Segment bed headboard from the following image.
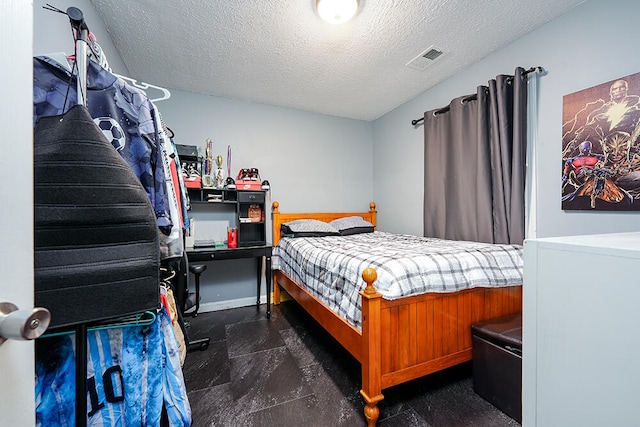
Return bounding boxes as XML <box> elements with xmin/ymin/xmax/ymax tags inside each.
<box><xmin>271</xmin><ymin>201</ymin><xmax>377</xmax><ymax>246</ymax></box>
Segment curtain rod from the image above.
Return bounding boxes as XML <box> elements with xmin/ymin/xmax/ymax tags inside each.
<box><xmin>411</xmin><ymin>66</ymin><xmax>543</xmax><ymax>126</ymax></box>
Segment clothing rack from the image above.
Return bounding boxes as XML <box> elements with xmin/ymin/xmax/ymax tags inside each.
<box><xmin>68</xmin><ymin>9</ymin><xmax>91</xmax><ymax>425</ymax></box>
<box><xmin>411</xmin><ymin>66</ymin><xmax>543</xmax><ymax>126</ymax></box>
<box><xmin>41</xmin><ymin>5</ymin><xmax>169</xmax><ymax>426</ymax></box>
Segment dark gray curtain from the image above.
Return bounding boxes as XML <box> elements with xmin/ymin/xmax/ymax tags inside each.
<box><xmin>423</xmin><ymin>67</ymin><xmax>527</xmax><ymax>244</ymax></box>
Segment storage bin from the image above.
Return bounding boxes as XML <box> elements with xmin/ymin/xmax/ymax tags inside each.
<box><xmin>471</xmin><ymin>313</ymin><xmax>522</xmax><ymax>423</ymax></box>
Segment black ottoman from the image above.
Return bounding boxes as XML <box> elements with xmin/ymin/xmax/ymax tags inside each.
<box><xmin>471</xmin><ymin>313</ymin><xmax>522</xmax><ymax>423</ymax></box>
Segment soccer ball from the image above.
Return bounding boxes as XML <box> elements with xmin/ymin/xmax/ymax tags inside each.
<box><xmin>94</xmin><ymin>117</ymin><xmax>126</xmax><ymax>151</ymax></box>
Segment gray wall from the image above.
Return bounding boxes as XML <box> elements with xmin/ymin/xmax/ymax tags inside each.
<box><xmin>33</xmin><ymin>0</ymin><xmax>129</xmax><ymax>75</ymax></box>
<box><xmin>157</xmin><ymin>90</ymin><xmax>372</xmax><ymax>307</ymax></box>
<box><xmin>159</xmin><ymin>90</ymin><xmax>373</xmax><ymax>213</ymax></box>
<box><xmin>373</xmin><ymin>0</ymin><xmax>640</xmax><ymax>238</ymax></box>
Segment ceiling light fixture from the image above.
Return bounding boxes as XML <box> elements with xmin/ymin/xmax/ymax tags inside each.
<box><xmin>316</xmin><ymin>0</ymin><xmax>359</xmax><ymax>25</ymax></box>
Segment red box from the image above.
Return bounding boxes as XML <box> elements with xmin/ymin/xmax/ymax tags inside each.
<box><xmin>235</xmin><ymin>179</ymin><xmax>262</xmax><ymax>190</ymax></box>
<box><xmin>185</xmin><ymin>176</ymin><xmax>201</xmax><ymax>189</ymax></box>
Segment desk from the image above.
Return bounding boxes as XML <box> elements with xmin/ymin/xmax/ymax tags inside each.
<box><xmin>186</xmin><ymin>244</ymin><xmax>273</xmax><ymax>318</ymax></box>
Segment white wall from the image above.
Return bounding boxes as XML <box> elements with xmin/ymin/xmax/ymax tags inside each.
<box><xmin>373</xmin><ymin>0</ymin><xmax>640</xmax><ymax>238</ymax></box>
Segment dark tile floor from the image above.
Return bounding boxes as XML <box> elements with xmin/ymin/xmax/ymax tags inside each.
<box><xmin>182</xmin><ymin>301</ymin><xmax>520</xmax><ymax>427</ymax></box>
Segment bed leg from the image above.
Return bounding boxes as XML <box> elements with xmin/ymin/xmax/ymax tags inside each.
<box><xmin>364</xmin><ymin>402</ymin><xmax>379</xmax><ymax>427</ymax></box>
<box><xmin>361</xmin><ymin>391</ymin><xmax>383</xmax><ymax>426</ymax></box>
<box><xmin>273</xmin><ymin>274</ymin><xmax>281</xmax><ymax>305</ymax></box>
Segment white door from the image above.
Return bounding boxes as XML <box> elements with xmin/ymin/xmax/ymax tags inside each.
<box><xmin>0</xmin><ymin>1</ymin><xmax>36</xmax><ymax>426</ymax></box>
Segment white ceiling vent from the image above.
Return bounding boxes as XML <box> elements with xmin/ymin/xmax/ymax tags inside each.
<box><xmin>406</xmin><ymin>46</ymin><xmax>446</xmax><ymax>71</ymax></box>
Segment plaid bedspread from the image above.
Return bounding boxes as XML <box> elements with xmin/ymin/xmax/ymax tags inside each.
<box><xmin>273</xmin><ymin>231</ymin><xmax>523</xmax><ymax>330</ymax></box>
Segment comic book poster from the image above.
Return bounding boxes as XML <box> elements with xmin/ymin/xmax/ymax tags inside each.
<box><xmin>562</xmin><ymin>73</ymin><xmax>640</xmax><ymax>210</ymax></box>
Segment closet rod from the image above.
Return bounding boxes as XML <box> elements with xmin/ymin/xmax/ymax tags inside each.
<box><xmin>411</xmin><ymin>65</ymin><xmax>543</xmax><ymax>126</ymax></box>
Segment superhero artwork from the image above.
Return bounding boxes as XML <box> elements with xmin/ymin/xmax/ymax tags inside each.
<box><xmin>562</xmin><ymin>72</ymin><xmax>640</xmax><ymax>210</ymax></box>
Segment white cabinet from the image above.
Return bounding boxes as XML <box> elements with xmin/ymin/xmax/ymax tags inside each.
<box><xmin>522</xmin><ymin>232</ymin><xmax>640</xmax><ymax>427</ymax></box>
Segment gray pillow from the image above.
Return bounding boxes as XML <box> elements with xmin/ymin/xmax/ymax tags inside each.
<box><xmin>329</xmin><ymin>216</ymin><xmax>375</xmax><ymax>235</ymax></box>
<box><xmin>281</xmin><ymin>219</ymin><xmax>340</xmax><ymax>237</ymax></box>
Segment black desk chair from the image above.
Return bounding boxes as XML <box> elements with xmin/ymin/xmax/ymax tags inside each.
<box><xmin>184</xmin><ymin>264</ymin><xmax>206</xmax><ymax>318</ymax></box>
<box><xmin>181</xmin><ymin>261</ymin><xmax>210</xmax><ymax>352</ymax></box>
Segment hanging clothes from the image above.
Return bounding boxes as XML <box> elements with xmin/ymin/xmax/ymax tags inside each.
<box><xmin>160</xmin><ymin>283</ymin><xmax>187</xmax><ymax>366</ymax></box>
<box><xmin>33</xmin><ymin>55</ymin><xmax>173</xmax><ymax>236</ymax></box>
<box><xmin>32</xmin><ymin>53</ymin><xmax>191</xmax><ymax>423</ymax></box>
<box><xmin>35</xmin><ymin>307</ymin><xmax>191</xmax><ymax>426</ymax></box>
<box><xmin>174</xmin><ymin>148</ymin><xmax>192</xmax><ymax>220</ymax></box>
<box><xmin>33</xmin><ymin>12</ymin><xmax>191</xmax><ymax>426</ymax></box>
<box><xmin>154</xmin><ymin>108</ymin><xmax>185</xmax><ymax>260</ymax></box>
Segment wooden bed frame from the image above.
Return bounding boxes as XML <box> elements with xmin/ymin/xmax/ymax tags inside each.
<box><xmin>271</xmin><ymin>201</ymin><xmax>522</xmax><ymax>426</ymax></box>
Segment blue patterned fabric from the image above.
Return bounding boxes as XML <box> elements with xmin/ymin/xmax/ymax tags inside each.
<box><xmin>33</xmin><ymin>56</ymin><xmax>172</xmax><ymax>234</ymax></box>
<box><xmin>35</xmin><ymin>333</ymin><xmax>76</xmax><ymax>426</ymax></box>
<box><xmin>35</xmin><ymin>308</ymin><xmax>191</xmax><ymax>426</ymax></box>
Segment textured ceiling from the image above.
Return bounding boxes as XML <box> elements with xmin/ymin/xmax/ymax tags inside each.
<box><xmin>89</xmin><ymin>0</ymin><xmax>584</xmax><ymax>121</ymax></box>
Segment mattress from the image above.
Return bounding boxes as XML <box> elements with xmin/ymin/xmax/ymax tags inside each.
<box><xmin>273</xmin><ymin>231</ymin><xmax>523</xmax><ymax>330</ymax></box>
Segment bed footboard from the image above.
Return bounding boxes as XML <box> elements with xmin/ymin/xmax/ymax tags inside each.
<box><xmin>360</xmin><ymin>266</ymin><xmax>522</xmax><ymax>425</ymax></box>
<box><xmin>276</xmin><ymin>267</ymin><xmax>522</xmax><ymax>426</ymax></box>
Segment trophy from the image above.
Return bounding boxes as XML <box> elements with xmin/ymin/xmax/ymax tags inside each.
<box><xmin>202</xmin><ymin>138</ymin><xmax>214</xmax><ymax>188</ymax></box>
<box><xmin>215</xmin><ymin>155</ymin><xmax>225</xmax><ymax>189</ymax></box>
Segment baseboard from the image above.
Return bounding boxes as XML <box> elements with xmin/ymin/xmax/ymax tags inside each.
<box><xmin>198</xmin><ymin>294</ymin><xmax>267</xmax><ymax>313</ymax></box>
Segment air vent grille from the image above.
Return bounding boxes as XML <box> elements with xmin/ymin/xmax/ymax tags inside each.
<box><xmin>406</xmin><ymin>45</ymin><xmax>446</xmax><ymax>71</ymax></box>
<box><xmin>422</xmin><ymin>48</ymin><xmax>443</xmax><ymax>60</ymax></box>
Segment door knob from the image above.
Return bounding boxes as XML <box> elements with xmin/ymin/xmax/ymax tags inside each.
<box><xmin>0</xmin><ymin>302</ymin><xmax>51</xmax><ymax>344</ymax></box>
